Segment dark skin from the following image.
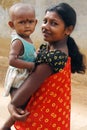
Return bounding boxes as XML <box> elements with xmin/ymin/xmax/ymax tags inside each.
<box><xmin>9</xmin><ymin>39</ymin><xmax>35</xmax><ymax>71</ymax></box>
<box><xmin>8</xmin><ymin>63</ymin><xmax>52</xmax><ymax>120</ymax></box>
<box><xmin>0</xmin><ymin>4</ymin><xmax>38</xmax><ymax>130</ymax></box>
<box><xmin>8</xmin><ymin>38</ymin><xmax>70</xmax><ymax>121</ymax></box>
<box><xmin>8</xmin><ymin>11</ymin><xmax>73</xmax><ymax>121</ymax></box>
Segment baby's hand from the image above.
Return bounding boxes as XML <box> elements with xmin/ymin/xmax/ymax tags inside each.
<box><xmin>8</xmin><ymin>103</ymin><xmax>30</xmax><ymax>121</ymax></box>
<box><xmin>36</xmin><ymin>48</ymin><xmax>40</xmax><ymax>54</ymax></box>
<box><xmin>28</xmin><ymin>62</ymin><xmax>35</xmax><ymax>73</ymax></box>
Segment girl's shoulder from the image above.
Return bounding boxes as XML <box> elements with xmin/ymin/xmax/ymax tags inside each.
<box><xmin>36</xmin><ymin>44</ymin><xmax>68</xmax><ymax>73</ymax></box>
<box><xmin>39</xmin><ymin>43</ymin><xmax>47</xmax><ymax>50</ymax></box>
<box><xmin>46</xmin><ymin>50</ymin><xmax>68</xmax><ymax>72</ymax></box>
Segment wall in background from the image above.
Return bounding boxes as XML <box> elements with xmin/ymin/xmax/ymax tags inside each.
<box><xmin>0</xmin><ymin>0</ymin><xmax>87</xmax><ymax>50</ymax></box>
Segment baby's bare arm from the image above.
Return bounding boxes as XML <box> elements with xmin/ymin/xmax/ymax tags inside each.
<box><xmin>9</xmin><ymin>39</ymin><xmax>35</xmax><ymax>70</ymax></box>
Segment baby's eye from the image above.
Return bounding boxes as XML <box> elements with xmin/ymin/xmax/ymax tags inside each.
<box><xmin>28</xmin><ymin>20</ymin><xmax>34</xmax><ymax>24</ymax></box>
<box><xmin>19</xmin><ymin>21</ymin><xmax>25</xmax><ymax>24</ymax></box>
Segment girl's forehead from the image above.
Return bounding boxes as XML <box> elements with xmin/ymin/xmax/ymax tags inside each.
<box><xmin>45</xmin><ymin>11</ymin><xmax>59</xmax><ymax>18</ymax></box>
<box><xmin>44</xmin><ymin>11</ymin><xmax>63</xmax><ymax>21</ymax></box>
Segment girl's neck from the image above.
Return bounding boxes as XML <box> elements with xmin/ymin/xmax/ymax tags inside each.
<box><xmin>48</xmin><ymin>37</ymin><xmax>69</xmax><ymax>55</ymax></box>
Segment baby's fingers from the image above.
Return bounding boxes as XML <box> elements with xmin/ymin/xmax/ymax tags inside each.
<box><xmin>8</xmin><ymin>103</ymin><xmax>30</xmax><ymax>121</ymax></box>
<box><xmin>13</xmin><ymin>110</ymin><xmax>29</xmax><ymax>121</ymax></box>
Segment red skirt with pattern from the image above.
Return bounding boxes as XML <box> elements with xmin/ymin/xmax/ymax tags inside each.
<box><xmin>14</xmin><ymin>57</ymin><xmax>71</xmax><ymax>130</ymax></box>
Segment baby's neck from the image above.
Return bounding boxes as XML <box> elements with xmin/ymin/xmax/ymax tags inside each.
<box><xmin>18</xmin><ymin>34</ymin><xmax>32</xmax><ymax>43</ymax></box>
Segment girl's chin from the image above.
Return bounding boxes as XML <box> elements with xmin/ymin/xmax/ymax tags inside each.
<box><xmin>43</xmin><ymin>37</ymin><xmax>50</xmax><ymax>42</ymax></box>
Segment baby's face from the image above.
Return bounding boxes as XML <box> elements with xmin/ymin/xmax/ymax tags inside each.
<box><xmin>11</xmin><ymin>8</ymin><xmax>37</xmax><ymax>38</ymax></box>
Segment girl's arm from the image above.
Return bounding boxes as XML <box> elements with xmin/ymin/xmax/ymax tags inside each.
<box><xmin>9</xmin><ymin>39</ymin><xmax>35</xmax><ymax>70</ymax></box>
<box><xmin>8</xmin><ymin>63</ymin><xmax>52</xmax><ymax>120</ymax></box>
<box><xmin>11</xmin><ymin>63</ymin><xmax>52</xmax><ymax>107</ymax></box>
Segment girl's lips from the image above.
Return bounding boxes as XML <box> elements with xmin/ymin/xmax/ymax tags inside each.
<box><xmin>42</xmin><ymin>31</ymin><xmax>51</xmax><ymax>37</ymax></box>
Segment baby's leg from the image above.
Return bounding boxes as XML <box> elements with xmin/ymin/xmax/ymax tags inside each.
<box><xmin>0</xmin><ymin>115</ymin><xmax>15</xmax><ymax>130</ymax></box>
<box><xmin>0</xmin><ymin>88</ymin><xmax>16</xmax><ymax>130</ymax></box>
<box><xmin>0</xmin><ymin>87</ymin><xmax>30</xmax><ymax>130</ymax></box>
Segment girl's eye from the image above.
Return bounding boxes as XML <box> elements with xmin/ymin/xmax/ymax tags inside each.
<box><xmin>43</xmin><ymin>19</ymin><xmax>47</xmax><ymax>24</ymax></box>
<box><xmin>51</xmin><ymin>21</ymin><xmax>58</xmax><ymax>26</ymax></box>
<box><xmin>43</xmin><ymin>19</ymin><xmax>58</xmax><ymax>26</ymax></box>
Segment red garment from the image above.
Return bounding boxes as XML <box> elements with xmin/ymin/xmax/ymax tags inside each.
<box><xmin>14</xmin><ymin>57</ymin><xmax>71</xmax><ymax>130</ymax></box>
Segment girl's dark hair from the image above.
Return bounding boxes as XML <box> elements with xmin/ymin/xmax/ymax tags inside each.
<box><xmin>67</xmin><ymin>36</ymin><xmax>86</xmax><ymax>73</ymax></box>
<box><xmin>46</xmin><ymin>3</ymin><xmax>86</xmax><ymax>73</ymax></box>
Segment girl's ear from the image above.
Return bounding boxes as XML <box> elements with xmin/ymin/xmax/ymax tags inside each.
<box><xmin>8</xmin><ymin>21</ymin><xmax>14</xmax><ymax>29</ymax></box>
<box><xmin>65</xmin><ymin>25</ymin><xmax>74</xmax><ymax>36</ymax></box>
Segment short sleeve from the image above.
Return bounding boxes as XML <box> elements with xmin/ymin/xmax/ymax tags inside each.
<box><xmin>45</xmin><ymin>50</ymin><xmax>68</xmax><ymax>73</ymax></box>
<box><xmin>35</xmin><ymin>44</ymin><xmax>68</xmax><ymax>73</ymax></box>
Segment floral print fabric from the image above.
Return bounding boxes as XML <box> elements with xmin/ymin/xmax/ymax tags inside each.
<box><xmin>14</xmin><ymin>57</ymin><xmax>71</xmax><ymax>130</ymax></box>
<box><xmin>35</xmin><ymin>44</ymin><xmax>68</xmax><ymax>73</ymax></box>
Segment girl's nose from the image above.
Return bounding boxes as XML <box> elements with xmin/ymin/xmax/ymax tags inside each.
<box><xmin>41</xmin><ymin>22</ymin><xmax>49</xmax><ymax>30</ymax></box>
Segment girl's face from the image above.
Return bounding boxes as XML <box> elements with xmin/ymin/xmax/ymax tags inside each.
<box><xmin>41</xmin><ymin>11</ymin><xmax>69</xmax><ymax>43</ymax></box>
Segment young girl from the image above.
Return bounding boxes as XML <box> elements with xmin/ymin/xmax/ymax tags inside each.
<box><xmin>1</xmin><ymin>3</ymin><xmax>37</xmax><ymax>130</ymax></box>
<box><xmin>5</xmin><ymin>2</ymin><xmax>86</xmax><ymax>130</ymax></box>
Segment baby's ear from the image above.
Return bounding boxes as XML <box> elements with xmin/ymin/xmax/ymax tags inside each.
<box><xmin>35</xmin><ymin>19</ymin><xmax>38</xmax><ymax>25</ymax></box>
<box><xmin>8</xmin><ymin>21</ymin><xmax>14</xmax><ymax>29</ymax></box>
